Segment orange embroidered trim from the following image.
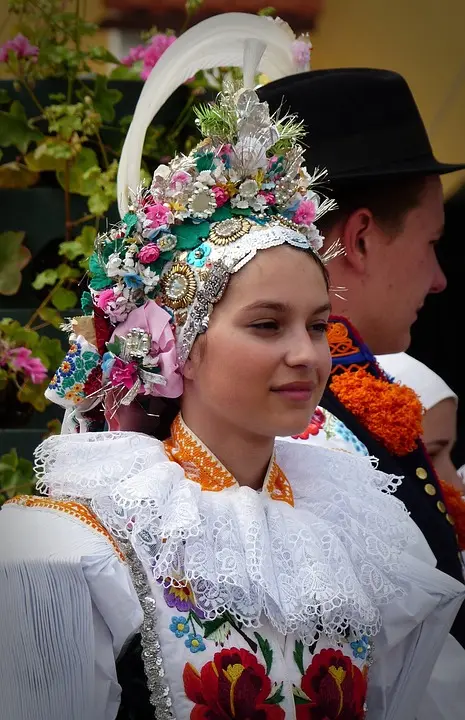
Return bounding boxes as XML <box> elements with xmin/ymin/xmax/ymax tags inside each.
<box><xmin>439</xmin><ymin>480</ymin><xmax>465</xmax><ymax>551</ymax></box>
<box><xmin>327</xmin><ymin>322</ymin><xmax>361</xmax><ymax>360</ymax></box>
<box><xmin>330</xmin><ymin>368</ymin><xmax>423</xmax><ymax>456</ymax></box>
<box><xmin>6</xmin><ymin>495</ymin><xmax>125</xmax><ymax>561</ymax></box>
<box><xmin>164</xmin><ymin>415</ymin><xmax>294</xmax><ymax>506</ymax></box>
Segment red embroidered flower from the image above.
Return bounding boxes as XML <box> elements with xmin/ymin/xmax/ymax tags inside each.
<box><xmin>293</xmin><ymin>408</ymin><xmax>326</xmax><ymax>440</ymax></box>
<box><xmin>183</xmin><ymin>647</ymin><xmax>285</xmax><ymax>719</ymax></box>
<box><xmin>295</xmin><ymin>649</ymin><xmax>366</xmax><ymax>719</ymax></box>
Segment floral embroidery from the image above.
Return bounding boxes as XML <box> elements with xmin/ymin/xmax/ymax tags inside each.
<box><xmin>350</xmin><ymin>636</ymin><xmax>370</xmax><ymax>661</ymax></box>
<box><xmin>294</xmin><ymin>648</ymin><xmax>367</xmax><ymax>719</ymax></box>
<box><xmin>183</xmin><ymin>647</ymin><xmax>285</xmax><ymax>718</ymax></box>
<box><xmin>333</xmin><ymin>418</ymin><xmax>369</xmax><ymax>457</ymax></box>
<box><xmin>47</xmin><ymin>340</ymin><xmax>101</xmax><ymax>404</ymax></box>
<box><xmin>169</xmin><ymin>616</ymin><xmax>190</xmax><ymax>638</ymax></box>
<box><xmin>163</xmin><ymin>578</ymin><xmax>204</xmax><ymax>617</ymax></box>
<box><xmin>185</xmin><ymin>632</ymin><xmax>206</xmax><ymax>654</ymax></box>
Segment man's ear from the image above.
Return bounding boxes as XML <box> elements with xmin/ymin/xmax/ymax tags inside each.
<box><xmin>340</xmin><ymin>208</ymin><xmax>375</xmax><ymax>273</ymax></box>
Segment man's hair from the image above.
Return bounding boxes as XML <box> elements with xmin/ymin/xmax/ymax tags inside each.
<box><xmin>318</xmin><ymin>175</ymin><xmax>429</xmax><ymax>237</ymax></box>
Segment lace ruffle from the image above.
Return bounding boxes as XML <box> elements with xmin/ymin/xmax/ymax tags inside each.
<box><xmin>34</xmin><ymin>432</ymin><xmax>412</xmax><ymax>643</ymax></box>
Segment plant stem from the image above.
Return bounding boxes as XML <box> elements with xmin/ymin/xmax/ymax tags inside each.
<box><xmin>68</xmin><ymin>212</ymin><xmax>98</xmax><ymax>228</ymax></box>
<box><xmin>64</xmin><ymin>159</ymin><xmax>72</xmax><ymax>242</ymax></box>
<box><xmin>96</xmin><ymin>130</ymin><xmax>109</xmax><ymax>169</ymax></box>
<box><xmin>25</xmin><ymin>279</ymin><xmax>64</xmax><ymax>331</ymax></box>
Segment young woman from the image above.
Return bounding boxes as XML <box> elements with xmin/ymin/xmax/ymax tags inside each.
<box><xmin>0</xmin><ymin>14</ymin><xmax>463</xmax><ymax>720</ymax></box>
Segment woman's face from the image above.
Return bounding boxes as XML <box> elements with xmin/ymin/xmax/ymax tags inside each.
<box><xmin>183</xmin><ymin>245</ymin><xmax>332</xmax><ymax>440</ymax></box>
<box><xmin>423</xmin><ymin>397</ymin><xmax>463</xmax><ymax>491</ymax></box>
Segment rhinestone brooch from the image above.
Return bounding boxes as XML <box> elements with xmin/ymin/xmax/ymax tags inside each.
<box><xmin>209</xmin><ymin>217</ymin><xmax>253</xmax><ymax>246</ymax></box>
<box><xmin>160</xmin><ymin>263</ymin><xmax>197</xmax><ymax>310</ymax></box>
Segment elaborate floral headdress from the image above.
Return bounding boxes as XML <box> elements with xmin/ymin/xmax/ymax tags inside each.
<box><xmin>45</xmin><ymin>13</ymin><xmax>337</xmax><ymax>432</ymax></box>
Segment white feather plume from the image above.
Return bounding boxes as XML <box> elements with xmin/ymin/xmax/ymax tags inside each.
<box><xmin>117</xmin><ymin>13</ymin><xmax>303</xmax><ymax>216</ymax></box>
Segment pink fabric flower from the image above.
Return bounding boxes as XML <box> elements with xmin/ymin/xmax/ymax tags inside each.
<box><xmin>121</xmin><ymin>44</ymin><xmax>146</xmax><ymax>67</ymax></box>
<box><xmin>8</xmin><ymin>347</ymin><xmax>47</xmax><ymax>384</ymax></box>
<box><xmin>109</xmin><ymin>301</ymin><xmax>183</xmax><ymax>401</ymax></box>
<box><xmin>141</xmin><ymin>34</ymin><xmax>176</xmax><ymax>81</ymax></box>
<box><xmin>138</xmin><ymin>243</ymin><xmax>161</xmax><ymax>264</ymax></box>
<box><xmin>293</xmin><ymin>199</ymin><xmax>317</xmax><ymax>226</ymax></box>
<box><xmin>170</xmin><ymin>170</ymin><xmax>191</xmax><ymax>188</ymax></box>
<box><xmin>145</xmin><ymin>202</ymin><xmax>173</xmax><ymax>228</ymax></box>
<box><xmin>258</xmin><ymin>191</ymin><xmax>276</xmax><ymax>205</ymax></box>
<box><xmin>109</xmin><ymin>358</ymin><xmax>139</xmax><ymax>390</ymax></box>
<box><xmin>292</xmin><ymin>39</ymin><xmax>311</xmax><ymax>71</ymax></box>
<box><xmin>212</xmin><ymin>186</ymin><xmax>229</xmax><ymax>207</ymax></box>
<box><xmin>0</xmin><ymin>34</ymin><xmax>39</xmax><ymax>63</ymax></box>
<box><xmin>96</xmin><ymin>287</ymin><xmax>116</xmax><ymax>311</ymax></box>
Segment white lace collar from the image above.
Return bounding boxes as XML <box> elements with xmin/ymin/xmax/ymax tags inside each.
<box><xmin>34</xmin><ymin>424</ymin><xmax>412</xmax><ymax>643</ymax></box>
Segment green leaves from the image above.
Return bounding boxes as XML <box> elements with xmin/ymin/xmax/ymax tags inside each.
<box><xmin>60</xmin><ymin>225</ymin><xmax>97</xmax><ymax>261</ymax></box>
<box><xmin>0</xmin><ymin>231</ymin><xmax>31</xmax><ymax>295</ymax></box>
<box><xmin>51</xmin><ymin>287</ymin><xmax>78</xmax><ymax>311</ymax></box>
<box><xmin>0</xmin><ymin>162</ymin><xmax>39</xmax><ymax>189</ymax></box>
<box><xmin>0</xmin><ymin>449</ymin><xmax>35</xmax><ymax>503</ymax></box>
<box><xmin>82</xmin><ymin>76</ymin><xmax>122</xmax><ymax>124</ymax></box>
<box><xmin>254</xmin><ymin>633</ymin><xmax>273</xmax><ymax>674</ymax></box>
<box><xmin>32</xmin><ymin>268</ymin><xmax>59</xmax><ymax>290</ymax></box>
<box><xmin>293</xmin><ymin>639</ymin><xmax>305</xmax><ymax>676</ymax></box>
<box><xmin>0</xmin><ymin>101</ymin><xmax>43</xmax><ymax>154</ymax></box>
<box><xmin>57</xmin><ymin>147</ymin><xmax>99</xmax><ymax>195</ymax></box>
<box><xmin>17</xmin><ymin>378</ymin><xmax>50</xmax><ymax>412</ymax></box>
<box><xmin>265</xmin><ymin>683</ymin><xmax>285</xmax><ymax>705</ymax></box>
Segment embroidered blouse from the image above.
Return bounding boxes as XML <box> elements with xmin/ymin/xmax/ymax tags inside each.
<box><xmin>0</xmin><ymin>415</ymin><xmax>464</xmax><ymax>720</ymax></box>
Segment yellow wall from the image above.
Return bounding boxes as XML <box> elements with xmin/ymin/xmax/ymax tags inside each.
<box><xmin>312</xmin><ymin>0</ymin><xmax>465</xmax><ymax>196</ymax></box>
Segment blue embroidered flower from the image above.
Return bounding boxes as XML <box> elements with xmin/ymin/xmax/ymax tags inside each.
<box><xmin>59</xmin><ymin>357</ymin><xmax>76</xmax><ymax>377</ymax></box>
<box><xmin>185</xmin><ymin>632</ymin><xmax>206</xmax><ymax>653</ymax></box>
<box><xmin>187</xmin><ymin>242</ymin><xmax>211</xmax><ymax>268</ymax></box>
<box><xmin>169</xmin><ymin>616</ymin><xmax>190</xmax><ymax>638</ymax></box>
<box><xmin>123</xmin><ymin>273</ymin><xmax>144</xmax><ymax>289</ymax></box>
<box><xmin>67</xmin><ymin>341</ymin><xmax>82</xmax><ymax>358</ymax></box>
<box><xmin>350</xmin><ymin>635</ymin><xmax>370</xmax><ymax>660</ymax></box>
<box><xmin>48</xmin><ymin>373</ymin><xmax>60</xmax><ymax>390</ymax></box>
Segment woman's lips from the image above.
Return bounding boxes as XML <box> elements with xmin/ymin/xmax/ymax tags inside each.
<box><xmin>271</xmin><ymin>382</ymin><xmax>315</xmax><ymax>402</ymax></box>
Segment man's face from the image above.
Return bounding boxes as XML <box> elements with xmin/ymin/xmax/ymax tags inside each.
<box><xmin>357</xmin><ymin>176</ymin><xmax>446</xmax><ymax>354</ymax></box>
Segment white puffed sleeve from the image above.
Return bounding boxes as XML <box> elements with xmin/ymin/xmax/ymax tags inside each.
<box><xmin>367</xmin><ymin>525</ymin><xmax>465</xmax><ymax>720</ymax></box>
<box><xmin>0</xmin><ymin>503</ymin><xmax>143</xmax><ymax>720</ymax></box>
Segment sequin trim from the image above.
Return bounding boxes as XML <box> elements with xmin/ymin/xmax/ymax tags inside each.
<box><xmin>164</xmin><ymin>414</ymin><xmax>294</xmax><ymax>506</ymax></box>
<box><xmin>6</xmin><ymin>495</ymin><xmax>125</xmax><ymax>561</ymax></box>
<box><xmin>119</xmin><ymin>538</ymin><xmax>175</xmax><ymax>719</ymax></box>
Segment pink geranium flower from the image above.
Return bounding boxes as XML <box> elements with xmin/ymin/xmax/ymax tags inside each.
<box><xmin>121</xmin><ymin>44</ymin><xmax>146</xmax><ymax>67</ymax></box>
<box><xmin>8</xmin><ymin>347</ymin><xmax>47</xmax><ymax>384</ymax></box>
<box><xmin>138</xmin><ymin>243</ymin><xmax>161</xmax><ymax>264</ymax></box>
<box><xmin>294</xmin><ymin>199</ymin><xmax>317</xmax><ymax>226</ymax></box>
<box><xmin>0</xmin><ymin>34</ymin><xmax>39</xmax><ymax>63</ymax></box>
<box><xmin>145</xmin><ymin>202</ymin><xmax>173</xmax><ymax>228</ymax></box>
<box><xmin>212</xmin><ymin>186</ymin><xmax>229</xmax><ymax>207</ymax></box>
<box><xmin>140</xmin><ymin>34</ymin><xmax>176</xmax><ymax>81</ymax></box>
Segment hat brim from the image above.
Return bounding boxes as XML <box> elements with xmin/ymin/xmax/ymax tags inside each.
<box><xmin>327</xmin><ymin>158</ymin><xmax>465</xmax><ymax>183</ymax></box>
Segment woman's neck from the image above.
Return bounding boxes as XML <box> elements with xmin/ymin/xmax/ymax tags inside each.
<box><xmin>180</xmin><ymin>407</ymin><xmax>274</xmax><ymax>490</ymax></box>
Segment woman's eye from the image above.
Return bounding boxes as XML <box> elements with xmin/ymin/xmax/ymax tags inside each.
<box><xmin>250</xmin><ymin>321</ymin><xmax>279</xmax><ymax>331</ymax></box>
